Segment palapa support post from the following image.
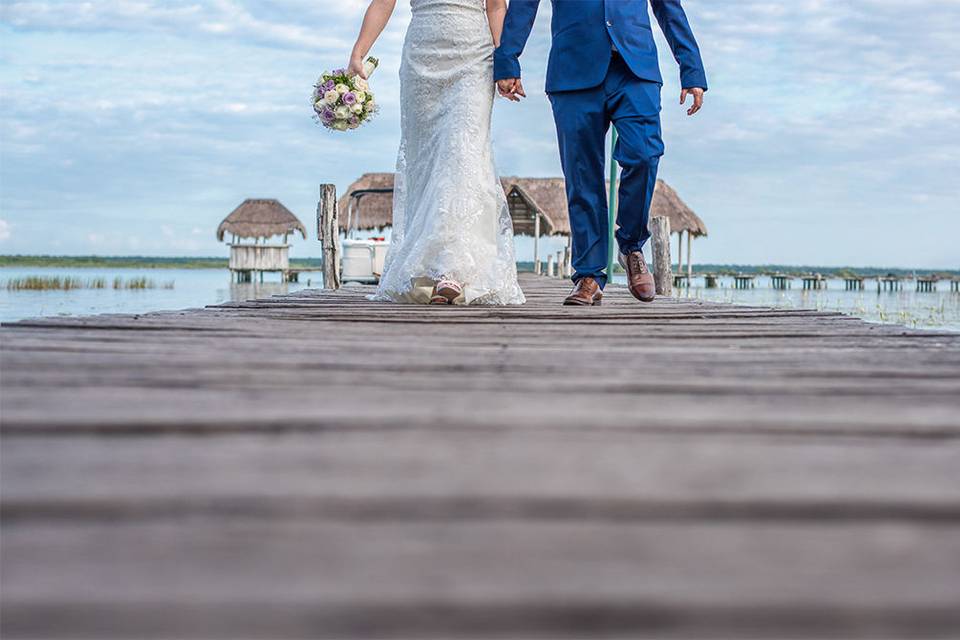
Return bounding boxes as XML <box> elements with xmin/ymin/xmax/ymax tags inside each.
<box><xmin>318</xmin><ymin>184</ymin><xmax>341</xmax><ymax>290</ymax></box>
<box><xmin>676</xmin><ymin>230</ymin><xmax>683</xmax><ymax>273</ymax></box>
<box><xmin>533</xmin><ymin>213</ymin><xmax>542</xmax><ymax>275</ymax></box>
<box><xmin>651</xmin><ymin>215</ymin><xmax>672</xmax><ymax>297</ymax></box>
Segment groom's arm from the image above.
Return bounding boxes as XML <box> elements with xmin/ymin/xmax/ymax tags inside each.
<box><xmin>650</xmin><ymin>0</ymin><xmax>708</xmax><ymax>91</ymax></box>
<box><xmin>493</xmin><ymin>0</ymin><xmax>541</xmax><ymax>82</ymax></box>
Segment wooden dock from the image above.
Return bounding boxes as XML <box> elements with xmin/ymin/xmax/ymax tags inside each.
<box><xmin>3</xmin><ymin>273</ymin><xmax>960</xmax><ymax>639</ymax></box>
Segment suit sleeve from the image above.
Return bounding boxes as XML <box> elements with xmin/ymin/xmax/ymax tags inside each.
<box><xmin>650</xmin><ymin>0</ymin><xmax>708</xmax><ymax>90</ymax></box>
<box><xmin>493</xmin><ymin>0</ymin><xmax>541</xmax><ymax>81</ymax></box>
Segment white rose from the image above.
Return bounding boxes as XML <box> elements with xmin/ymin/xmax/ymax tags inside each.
<box><xmin>366</xmin><ymin>99</ymin><xmax>376</xmax><ymax>111</ymax></box>
<box><xmin>335</xmin><ymin>83</ymin><xmax>349</xmax><ymax>94</ymax></box>
<box><xmin>348</xmin><ymin>121</ymin><xmax>360</xmax><ymax>129</ymax></box>
<box><xmin>324</xmin><ymin>90</ymin><xmax>339</xmax><ymax>105</ymax></box>
<box><xmin>334</xmin><ymin>105</ymin><xmax>351</xmax><ymax>119</ymax></box>
<box><xmin>354</xmin><ymin>77</ymin><xmax>369</xmax><ymax>92</ymax></box>
<box><xmin>351</xmin><ymin>103</ymin><xmax>364</xmax><ymax>114</ymax></box>
<box><xmin>353</xmin><ymin>91</ymin><xmax>366</xmax><ymax>104</ymax></box>
<box><xmin>332</xmin><ymin>120</ymin><xmax>348</xmax><ymax>131</ymax></box>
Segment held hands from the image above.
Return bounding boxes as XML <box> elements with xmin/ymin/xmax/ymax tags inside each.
<box><xmin>497</xmin><ymin>78</ymin><xmax>526</xmax><ymax>102</ymax></box>
<box><xmin>681</xmin><ymin>87</ymin><xmax>705</xmax><ymax>116</ymax></box>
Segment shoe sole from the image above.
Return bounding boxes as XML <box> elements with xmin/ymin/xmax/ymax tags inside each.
<box><xmin>563</xmin><ymin>298</ymin><xmax>602</xmax><ymax>306</ymax></box>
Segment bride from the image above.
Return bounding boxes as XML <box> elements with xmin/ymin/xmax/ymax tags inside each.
<box><xmin>347</xmin><ymin>0</ymin><xmax>525</xmax><ymax>305</ymax></box>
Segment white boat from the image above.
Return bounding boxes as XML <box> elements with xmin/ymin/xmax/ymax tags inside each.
<box><xmin>341</xmin><ymin>237</ymin><xmax>389</xmax><ymax>284</ymax></box>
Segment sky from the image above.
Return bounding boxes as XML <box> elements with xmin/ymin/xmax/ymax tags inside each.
<box><xmin>1</xmin><ymin>0</ymin><xmax>958</xmax><ymax>267</ymax></box>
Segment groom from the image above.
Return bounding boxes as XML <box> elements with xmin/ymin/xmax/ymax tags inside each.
<box><xmin>495</xmin><ymin>0</ymin><xmax>707</xmax><ymax>306</ymax></box>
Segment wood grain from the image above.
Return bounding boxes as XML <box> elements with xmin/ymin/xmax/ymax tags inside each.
<box><xmin>2</xmin><ymin>273</ymin><xmax>959</xmax><ymax>639</ymax></box>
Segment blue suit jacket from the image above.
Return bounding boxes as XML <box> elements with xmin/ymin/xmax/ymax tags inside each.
<box><xmin>494</xmin><ymin>0</ymin><xmax>707</xmax><ymax>93</ymax></box>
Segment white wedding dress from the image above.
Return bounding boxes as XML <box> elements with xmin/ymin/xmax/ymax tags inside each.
<box><xmin>370</xmin><ymin>0</ymin><xmax>525</xmax><ymax>305</ymax></box>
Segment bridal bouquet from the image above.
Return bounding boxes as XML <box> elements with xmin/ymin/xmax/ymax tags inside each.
<box><xmin>312</xmin><ymin>57</ymin><xmax>379</xmax><ymax>131</ymax></box>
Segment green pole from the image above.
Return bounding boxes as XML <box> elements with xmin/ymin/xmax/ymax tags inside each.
<box><xmin>606</xmin><ymin>127</ymin><xmax>619</xmax><ymax>277</ymax></box>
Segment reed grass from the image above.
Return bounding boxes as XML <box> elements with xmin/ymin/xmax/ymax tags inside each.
<box><xmin>5</xmin><ymin>276</ymin><xmax>174</xmax><ymax>291</ymax></box>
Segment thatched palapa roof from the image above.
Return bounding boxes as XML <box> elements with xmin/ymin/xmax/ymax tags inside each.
<box><xmin>649</xmin><ymin>180</ymin><xmax>708</xmax><ymax>237</ymax></box>
<box><xmin>338</xmin><ymin>173</ymin><xmax>707</xmax><ymax>237</ymax></box>
<box><xmin>217</xmin><ymin>199</ymin><xmax>308</xmax><ymax>241</ymax></box>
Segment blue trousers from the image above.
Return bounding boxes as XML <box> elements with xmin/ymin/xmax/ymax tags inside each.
<box><xmin>549</xmin><ymin>53</ymin><xmax>664</xmax><ymax>289</ymax></box>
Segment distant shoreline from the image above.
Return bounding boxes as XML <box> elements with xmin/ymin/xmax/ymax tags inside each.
<box><xmin>0</xmin><ymin>255</ymin><xmax>322</xmax><ymax>270</ymax></box>
<box><xmin>1</xmin><ymin>255</ymin><xmax>956</xmax><ymax>278</ymax></box>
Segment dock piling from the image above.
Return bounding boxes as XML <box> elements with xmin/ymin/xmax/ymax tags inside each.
<box><xmin>650</xmin><ymin>216</ymin><xmax>672</xmax><ymax>297</ymax></box>
<box><xmin>318</xmin><ymin>184</ymin><xmax>341</xmax><ymax>290</ymax></box>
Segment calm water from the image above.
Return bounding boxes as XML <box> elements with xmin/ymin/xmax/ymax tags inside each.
<box><xmin>2</xmin><ymin>268</ymin><xmax>958</xmax><ymax>331</ymax></box>
<box><xmin>0</xmin><ymin>268</ymin><xmax>318</xmax><ymax>323</ymax></box>
<box><xmin>611</xmin><ymin>274</ymin><xmax>960</xmax><ymax>331</ymax></box>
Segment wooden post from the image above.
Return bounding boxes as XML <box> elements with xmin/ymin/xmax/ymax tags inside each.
<box><xmin>546</xmin><ymin>253</ymin><xmax>555</xmax><ymax>278</ymax></box>
<box><xmin>606</xmin><ymin>128</ymin><xmax>619</xmax><ymax>278</ymax></box>
<box><xmin>556</xmin><ymin>251</ymin><xmax>563</xmax><ymax>278</ymax></box>
<box><xmin>318</xmin><ymin>184</ymin><xmax>341</xmax><ymax>290</ymax></box>
<box><xmin>676</xmin><ymin>230</ymin><xmax>683</xmax><ymax>273</ymax></box>
<box><xmin>533</xmin><ymin>214</ymin><xmax>541</xmax><ymax>275</ymax></box>
<box><xmin>563</xmin><ymin>241</ymin><xmax>572</xmax><ymax>278</ymax></box>
<box><xmin>686</xmin><ymin>231</ymin><xmax>692</xmax><ymax>279</ymax></box>
<box><xmin>651</xmin><ymin>216</ymin><xmax>672</xmax><ymax>297</ymax></box>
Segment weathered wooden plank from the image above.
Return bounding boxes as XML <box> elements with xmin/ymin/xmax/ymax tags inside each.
<box><xmin>3</xmin><ymin>432</ymin><xmax>959</xmax><ymax>516</ymax></box>
<box><xmin>3</xmin><ymin>385</ymin><xmax>960</xmax><ymax>436</ymax></box>
<box><xmin>3</xmin><ymin>520</ymin><xmax>960</xmax><ymax>638</ymax></box>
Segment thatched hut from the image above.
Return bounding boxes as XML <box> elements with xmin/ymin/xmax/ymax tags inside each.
<box><xmin>217</xmin><ymin>199</ymin><xmax>307</xmax><ymax>282</ymax></box>
<box><xmin>338</xmin><ymin>173</ymin><xmax>707</xmax><ymax>274</ymax></box>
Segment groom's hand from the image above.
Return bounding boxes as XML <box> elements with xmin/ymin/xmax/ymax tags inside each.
<box><xmin>497</xmin><ymin>78</ymin><xmax>526</xmax><ymax>102</ymax></box>
<box><xmin>680</xmin><ymin>88</ymin><xmax>705</xmax><ymax>116</ymax></box>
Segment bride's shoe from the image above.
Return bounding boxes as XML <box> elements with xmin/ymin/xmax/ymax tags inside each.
<box><xmin>432</xmin><ymin>279</ymin><xmax>463</xmax><ymax>305</ymax></box>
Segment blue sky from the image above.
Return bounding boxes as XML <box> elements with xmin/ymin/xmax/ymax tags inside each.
<box><xmin>1</xmin><ymin>0</ymin><xmax>958</xmax><ymax>267</ymax></box>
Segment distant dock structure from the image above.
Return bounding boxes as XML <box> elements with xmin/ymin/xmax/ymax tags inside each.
<box><xmin>217</xmin><ymin>199</ymin><xmax>309</xmax><ymax>283</ymax></box>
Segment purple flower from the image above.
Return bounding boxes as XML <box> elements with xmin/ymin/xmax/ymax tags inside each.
<box><xmin>332</xmin><ymin>68</ymin><xmax>346</xmax><ymax>76</ymax></box>
<box><xmin>322</xmin><ymin>79</ymin><xmax>336</xmax><ymax>91</ymax></box>
<box><xmin>321</xmin><ymin>108</ymin><xmax>335</xmax><ymax>123</ymax></box>
<box><xmin>342</xmin><ymin>91</ymin><xmax>356</xmax><ymax>105</ymax></box>
<box><xmin>349</xmin><ymin>116</ymin><xmax>360</xmax><ymax>126</ymax></box>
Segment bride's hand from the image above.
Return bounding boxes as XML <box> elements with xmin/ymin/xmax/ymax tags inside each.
<box><xmin>347</xmin><ymin>56</ymin><xmax>367</xmax><ymax>79</ymax></box>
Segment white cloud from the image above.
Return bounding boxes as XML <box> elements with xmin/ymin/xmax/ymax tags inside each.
<box><xmin>0</xmin><ymin>0</ymin><xmax>958</xmax><ymax>266</ymax></box>
<box><xmin>0</xmin><ymin>0</ymin><xmax>351</xmax><ymax>51</ymax></box>
<box><xmin>0</xmin><ymin>219</ymin><xmax>11</xmax><ymax>241</ymax></box>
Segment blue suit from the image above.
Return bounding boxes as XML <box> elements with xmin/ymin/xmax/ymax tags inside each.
<box><xmin>495</xmin><ymin>0</ymin><xmax>707</xmax><ymax>287</ymax></box>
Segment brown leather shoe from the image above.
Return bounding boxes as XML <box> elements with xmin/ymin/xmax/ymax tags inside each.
<box><xmin>619</xmin><ymin>251</ymin><xmax>656</xmax><ymax>302</ymax></box>
<box><xmin>564</xmin><ymin>277</ymin><xmax>603</xmax><ymax>306</ymax></box>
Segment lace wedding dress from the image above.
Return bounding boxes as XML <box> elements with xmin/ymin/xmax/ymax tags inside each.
<box><xmin>370</xmin><ymin>0</ymin><xmax>525</xmax><ymax>305</ymax></box>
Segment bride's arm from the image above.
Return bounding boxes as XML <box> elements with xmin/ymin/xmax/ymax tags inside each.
<box><xmin>348</xmin><ymin>0</ymin><xmax>397</xmax><ymax>78</ymax></box>
<box><xmin>486</xmin><ymin>0</ymin><xmax>507</xmax><ymax>47</ymax></box>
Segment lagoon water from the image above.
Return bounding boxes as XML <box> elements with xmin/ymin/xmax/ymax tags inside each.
<box><xmin>2</xmin><ymin>267</ymin><xmax>958</xmax><ymax>331</ymax></box>
<box><xmin>611</xmin><ymin>274</ymin><xmax>960</xmax><ymax>331</ymax></box>
<box><xmin>0</xmin><ymin>267</ymin><xmax>317</xmax><ymax>324</ymax></box>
